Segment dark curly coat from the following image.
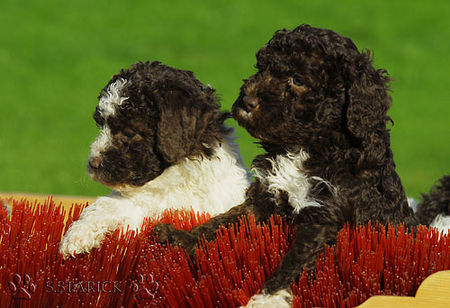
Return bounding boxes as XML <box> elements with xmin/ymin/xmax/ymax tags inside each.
<box><xmin>416</xmin><ymin>175</ymin><xmax>450</xmax><ymax>226</ymax></box>
<box><xmin>154</xmin><ymin>25</ymin><xmax>437</xmax><ymax>298</ymax></box>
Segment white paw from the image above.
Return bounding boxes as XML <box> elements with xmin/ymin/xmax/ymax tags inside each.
<box><xmin>244</xmin><ymin>289</ymin><xmax>292</xmax><ymax>307</ymax></box>
<box><xmin>59</xmin><ymin>221</ymin><xmax>106</xmax><ymax>258</ymax></box>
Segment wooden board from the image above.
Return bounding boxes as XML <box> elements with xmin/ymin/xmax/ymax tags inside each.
<box><xmin>0</xmin><ymin>192</ymin><xmax>95</xmax><ymax>211</ymax></box>
<box><xmin>359</xmin><ymin>270</ymin><xmax>450</xmax><ymax>307</ymax></box>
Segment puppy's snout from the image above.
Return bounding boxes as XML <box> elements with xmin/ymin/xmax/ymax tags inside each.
<box><xmin>243</xmin><ymin>96</ymin><xmax>259</xmax><ymax>112</ymax></box>
<box><xmin>89</xmin><ymin>157</ymin><xmax>102</xmax><ymax>169</ymax></box>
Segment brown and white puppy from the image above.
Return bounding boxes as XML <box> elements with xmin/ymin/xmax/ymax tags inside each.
<box><xmin>59</xmin><ymin>61</ymin><xmax>250</xmax><ymax>258</ymax></box>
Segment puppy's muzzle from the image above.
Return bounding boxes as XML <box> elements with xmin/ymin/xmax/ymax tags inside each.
<box><xmin>243</xmin><ymin>96</ymin><xmax>260</xmax><ymax>113</ymax></box>
<box><xmin>88</xmin><ymin>157</ymin><xmax>102</xmax><ymax>169</ymax></box>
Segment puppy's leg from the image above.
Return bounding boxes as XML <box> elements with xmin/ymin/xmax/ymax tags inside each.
<box><xmin>154</xmin><ymin>181</ymin><xmax>275</xmax><ymax>253</ymax></box>
<box><xmin>264</xmin><ymin>225</ymin><xmax>339</xmax><ymax>292</ymax></box>
<box><xmin>59</xmin><ymin>195</ymin><xmax>145</xmax><ymax>258</ymax></box>
<box><xmin>262</xmin><ymin>206</ymin><xmax>345</xmax><ymax>294</ymax></box>
<box><xmin>154</xmin><ymin>200</ymin><xmax>257</xmax><ymax>254</ymax></box>
<box><xmin>243</xmin><ymin>221</ymin><xmax>341</xmax><ymax>307</ymax></box>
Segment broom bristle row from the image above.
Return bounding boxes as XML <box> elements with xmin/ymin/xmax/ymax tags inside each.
<box><xmin>1</xmin><ymin>198</ymin><xmax>448</xmax><ymax>307</ymax></box>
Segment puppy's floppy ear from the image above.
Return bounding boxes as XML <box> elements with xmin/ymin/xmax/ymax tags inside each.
<box><xmin>345</xmin><ymin>50</ymin><xmax>392</xmax><ymax>140</ymax></box>
<box><xmin>155</xmin><ymin>87</ymin><xmax>227</xmax><ymax>164</ymax></box>
<box><xmin>156</xmin><ymin>104</ymin><xmax>200</xmax><ymax>164</ymax></box>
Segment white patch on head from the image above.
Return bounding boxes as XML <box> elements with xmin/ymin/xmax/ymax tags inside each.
<box><xmin>89</xmin><ymin>126</ymin><xmax>113</xmax><ymax>160</ymax></box>
<box><xmin>243</xmin><ymin>289</ymin><xmax>292</xmax><ymax>307</ymax></box>
<box><xmin>430</xmin><ymin>214</ymin><xmax>450</xmax><ymax>236</ymax></box>
<box><xmin>253</xmin><ymin>150</ymin><xmax>336</xmax><ymax>213</ymax></box>
<box><xmin>98</xmin><ymin>78</ymin><xmax>129</xmax><ymax>118</ymax></box>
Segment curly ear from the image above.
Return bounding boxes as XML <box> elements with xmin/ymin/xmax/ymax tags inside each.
<box><xmin>156</xmin><ymin>105</ymin><xmax>201</xmax><ymax>164</ymax></box>
<box><xmin>345</xmin><ymin>51</ymin><xmax>392</xmax><ymax>140</ymax></box>
<box><xmin>156</xmin><ymin>93</ymin><xmax>228</xmax><ymax>164</ymax></box>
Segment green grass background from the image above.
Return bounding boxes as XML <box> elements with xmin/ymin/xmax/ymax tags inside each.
<box><xmin>0</xmin><ymin>0</ymin><xmax>448</xmax><ymax>198</ymax></box>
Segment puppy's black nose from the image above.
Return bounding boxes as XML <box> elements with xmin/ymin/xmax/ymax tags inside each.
<box><xmin>243</xmin><ymin>96</ymin><xmax>259</xmax><ymax>112</ymax></box>
<box><xmin>89</xmin><ymin>157</ymin><xmax>102</xmax><ymax>169</ymax></box>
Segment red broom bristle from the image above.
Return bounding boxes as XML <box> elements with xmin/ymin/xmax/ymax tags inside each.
<box><xmin>292</xmin><ymin>223</ymin><xmax>450</xmax><ymax>308</ymax></box>
<box><xmin>134</xmin><ymin>213</ymin><xmax>294</xmax><ymax>307</ymax></box>
<box><xmin>158</xmin><ymin>208</ymin><xmax>211</xmax><ymax>230</ymax></box>
<box><xmin>1</xmin><ymin>198</ymin><xmax>449</xmax><ymax>308</ymax></box>
<box><xmin>0</xmin><ymin>198</ymin><xmax>293</xmax><ymax>307</ymax></box>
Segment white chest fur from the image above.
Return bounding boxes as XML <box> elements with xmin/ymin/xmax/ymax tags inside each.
<box><xmin>253</xmin><ymin>150</ymin><xmax>331</xmax><ymax>213</ymax></box>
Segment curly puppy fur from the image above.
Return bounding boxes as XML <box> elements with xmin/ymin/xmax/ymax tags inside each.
<box><xmin>59</xmin><ymin>61</ymin><xmax>250</xmax><ymax>258</ymax></box>
<box><xmin>416</xmin><ymin>175</ymin><xmax>450</xmax><ymax>235</ymax></box>
<box><xmin>154</xmin><ymin>25</ymin><xmax>436</xmax><ymax>304</ymax></box>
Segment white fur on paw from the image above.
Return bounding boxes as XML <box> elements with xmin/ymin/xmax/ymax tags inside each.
<box><xmin>59</xmin><ymin>221</ymin><xmax>106</xmax><ymax>258</ymax></box>
<box><xmin>243</xmin><ymin>289</ymin><xmax>292</xmax><ymax>308</ymax></box>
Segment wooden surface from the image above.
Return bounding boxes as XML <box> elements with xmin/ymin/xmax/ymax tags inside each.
<box><xmin>1</xmin><ymin>193</ymin><xmax>449</xmax><ymax>307</ymax></box>
<box><xmin>359</xmin><ymin>270</ymin><xmax>450</xmax><ymax>307</ymax></box>
<box><xmin>0</xmin><ymin>192</ymin><xmax>95</xmax><ymax>211</ymax></box>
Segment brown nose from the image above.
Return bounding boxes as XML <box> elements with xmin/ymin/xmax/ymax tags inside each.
<box><xmin>89</xmin><ymin>157</ymin><xmax>102</xmax><ymax>169</ymax></box>
<box><xmin>243</xmin><ymin>96</ymin><xmax>259</xmax><ymax>112</ymax></box>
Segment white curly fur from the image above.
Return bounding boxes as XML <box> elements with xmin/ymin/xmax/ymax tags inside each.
<box><xmin>98</xmin><ymin>78</ymin><xmax>128</xmax><ymax>118</ymax></box>
<box><xmin>253</xmin><ymin>150</ymin><xmax>335</xmax><ymax>213</ymax></box>
<box><xmin>59</xmin><ymin>130</ymin><xmax>250</xmax><ymax>258</ymax></box>
<box><xmin>243</xmin><ymin>289</ymin><xmax>292</xmax><ymax>308</ymax></box>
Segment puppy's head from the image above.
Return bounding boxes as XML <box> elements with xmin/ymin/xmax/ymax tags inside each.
<box><xmin>88</xmin><ymin>61</ymin><xmax>229</xmax><ymax>189</ymax></box>
<box><xmin>233</xmin><ymin>24</ymin><xmax>392</xmax><ymax>149</ymax></box>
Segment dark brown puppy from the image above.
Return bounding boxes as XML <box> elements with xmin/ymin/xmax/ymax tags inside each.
<box><xmin>154</xmin><ymin>25</ymin><xmax>421</xmax><ymax>298</ymax></box>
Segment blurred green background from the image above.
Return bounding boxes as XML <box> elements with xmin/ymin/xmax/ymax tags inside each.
<box><xmin>0</xmin><ymin>0</ymin><xmax>448</xmax><ymax>198</ymax></box>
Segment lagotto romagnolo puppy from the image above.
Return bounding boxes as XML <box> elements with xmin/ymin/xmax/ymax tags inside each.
<box><xmin>59</xmin><ymin>61</ymin><xmax>250</xmax><ymax>258</ymax></box>
<box><xmin>154</xmin><ymin>25</ymin><xmax>448</xmax><ymax>306</ymax></box>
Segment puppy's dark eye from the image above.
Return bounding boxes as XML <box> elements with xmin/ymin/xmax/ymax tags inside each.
<box><xmin>288</xmin><ymin>77</ymin><xmax>308</xmax><ymax>97</ymax></box>
<box><xmin>123</xmin><ymin>128</ymin><xmax>135</xmax><ymax>138</ymax></box>
<box><xmin>291</xmin><ymin>77</ymin><xmax>303</xmax><ymax>86</ymax></box>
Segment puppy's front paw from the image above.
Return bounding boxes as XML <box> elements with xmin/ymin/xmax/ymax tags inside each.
<box><xmin>59</xmin><ymin>222</ymin><xmax>105</xmax><ymax>259</ymax></box>
<box><xmin>153</xmin><ymin>223</ymin><xmax>198</xmax><ymax>253</ymax></box>
<box><xmin>244</xmin><ymin>288</ymin><xmax>292</xmax><ymax>307</ymax></box>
